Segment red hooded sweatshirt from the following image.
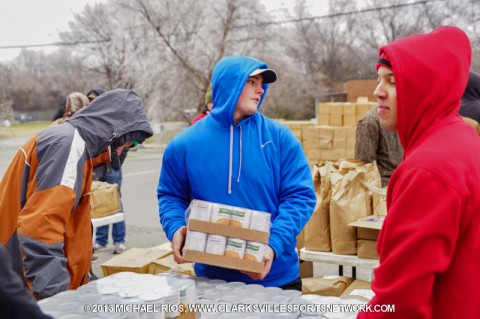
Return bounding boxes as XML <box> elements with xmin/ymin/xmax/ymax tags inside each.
<box><xmin>358</xmin><ymin>26</ymin><xmax>480</xmax><ymax>318</ymax></box>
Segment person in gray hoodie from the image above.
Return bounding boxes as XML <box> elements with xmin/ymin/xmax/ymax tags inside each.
<box><xmin>0</xmin><ymin>89</ymin><xmax>153</xmax><ymax>298</ymax></box>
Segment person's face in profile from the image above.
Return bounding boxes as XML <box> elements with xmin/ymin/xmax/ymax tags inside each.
<box><xmin>234</xmin><ymin>75</ymin><xmax>264</xmax><ymax>122</ymax></box>
<box><xmin>374</xmin><ymin>66</ymin><xmax>397</xmax><ymax>132</ymax></box>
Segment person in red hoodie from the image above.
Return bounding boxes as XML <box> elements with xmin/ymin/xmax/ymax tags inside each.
<box><xmin>191</xmin><ymin>86</ymin><xmax>213</xmax><ymax>125</ymax></box>
<box><xmin>358</xmin><ymin>26</ymin><xmax>480</xmax><ymax>318</ymax></box>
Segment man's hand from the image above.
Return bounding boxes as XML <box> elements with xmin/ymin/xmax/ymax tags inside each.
<box><xmin>241</xmin><ymin>245</ymin><xmax>275</xmax><ymax>280</ymax></box>
<box><xmin>172</xmin><ymin>226</ymin><xmax>187</xmax><ymax>263</ymax></box>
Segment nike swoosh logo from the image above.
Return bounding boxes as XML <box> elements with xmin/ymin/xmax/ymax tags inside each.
<box><xmin>261</xmin><ymin>141</ymin><xmax>272</xmax><ymax>148</ymax></box>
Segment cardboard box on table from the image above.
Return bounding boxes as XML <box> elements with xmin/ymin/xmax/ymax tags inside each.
<box><xmin>349</xmin><ymin>215</ymin><xmax>384</xmax><ymax>260</ymax></box>
<box><xmin>183</xmin><ymin>219</ymin><xmax>269</xmax><ymax>273</ymax></box>
<box><xmin>101</xmin><ymin>245</ymin><xmax>172</xmax><ymax>276</ymax></box>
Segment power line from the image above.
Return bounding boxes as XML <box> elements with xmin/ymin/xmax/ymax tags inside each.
<box><xmin>0</xmin><ymin>39</ymin><xmax>109</xmax><ymax>50</ymax></box>
<box><xmin>0</xmin><ymin>0</ymin><xmax>445</xmax><ymax>50</ymax></box>
<box><xmin>234</xmin><ymin>0</ymin><xmax>444</xmax><ymax>28</ymax></box>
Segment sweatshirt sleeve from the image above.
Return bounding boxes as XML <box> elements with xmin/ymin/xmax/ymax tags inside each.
<box><xmin>268</xmin><ymin>129</ymin><xmax>316</xmax><ymax>258</ymax></box>
<box><xmin>358</xmin><ymin>168</ymin><xmax>461</xmax><ymax>318</ymax></box>
<box><xmin>157</xmin><ymin>141</ymin><xmax>190</xmax><ymax>241</ymax></box>
<box><xmin>17</xmin><ymin>133</ymin><xmax>85</xmax><ymax>299</ymax></box>
<box><xmin>0</xmin><ymin>244</ymin><xmax>53</xmax><ymax>318</ymax></box>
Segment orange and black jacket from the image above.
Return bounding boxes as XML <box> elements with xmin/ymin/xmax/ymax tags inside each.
<box><xmin>0</xmin><ymin>89</ymin><xmax>152</xmax><ymax>299</ymax></box>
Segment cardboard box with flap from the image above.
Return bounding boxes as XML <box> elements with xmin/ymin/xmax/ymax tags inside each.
<box><xmin>101</xmin><ymin>245</ymin><xmax>172</xmax><ymax>277</ymax></box>
<box><xmin>184</xmin><ymin>219</ymin><xmax>269</xmax><ymax>273</ymax></box>
<box><xmin>149</xmin><ymin>254</ymin><xmax>195</xmax><ymax>277</ymax></box>
<box><xmin>349</xmin><ymin>215</ymin><xmax>384</xmax><ymax>260</ymax></box>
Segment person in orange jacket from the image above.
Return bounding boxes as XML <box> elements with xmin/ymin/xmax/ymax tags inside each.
<box><xmin>0</xmin><ymin>89</ymin><xmax>153</xmax><ymax>299</ymax></box>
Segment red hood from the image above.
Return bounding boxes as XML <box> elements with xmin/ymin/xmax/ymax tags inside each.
<box><xmin>378</xmin><ymin>26</ymin><xmax>471</xmax><ymax>156</ymax></box>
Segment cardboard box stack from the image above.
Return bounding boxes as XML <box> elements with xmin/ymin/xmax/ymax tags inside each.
<box><xmin>281</xmin><ymin>120</ymin><xmax>316</xmax><ymax>142</ymax></box>
<box><xmin>278</xmin><ymin>97</ymin><xmax>376</xmax><ymax>168</ymax></box>
<box><xmin>316</xmin><ymin>98</ymin><xmax>376</xmax><ymax>127</ymax></box>
<box><xmin>348</xmin><ymin>186</ymin><xmax>387</xmax><ymax>259</ymax></box>
<box><xmin>183</xmin><ymin>200</ymin><xmax>271</xmax><ymax>273</ymax></box>
<box><xmin>302</xmin><ymin>125</ymin><xmax>356</xmax><ymax>167</ymax></box>
<box><xmin>349</xmin><ymin>216</ymin><xmax>384</xmax><ymax>260</ymax></box>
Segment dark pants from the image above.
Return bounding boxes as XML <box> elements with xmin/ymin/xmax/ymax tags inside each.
<box><xmin>280</xmin><ymin>277</ymin><xmax>302</xmax><ymax>291</ymax></box>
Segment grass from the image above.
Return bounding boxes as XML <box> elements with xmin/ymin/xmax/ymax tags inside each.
<box><xmin>0</xmin><ymin>121</ymin><xmax>185</xmax><ymax>146</ymax></box>
<box><xmin>0</xmin><ymin>121</ymin><xmax>50</xmax><ymax>139</ymax></box>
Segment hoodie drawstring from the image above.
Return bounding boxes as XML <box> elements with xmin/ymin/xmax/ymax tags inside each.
<box><xmin>228</xmin><ymin>125</ymin><xmax>233</xmax><ymax>194</ymax></box>
<box><xmin>228</xmin><ymin>125</ymin><xmax>243</xmax><ymax>194</ymax></box>
<box><xmin>237</xmin><ymin>126</ymin><xmax>243</xmax><ymax>183</ymax></box>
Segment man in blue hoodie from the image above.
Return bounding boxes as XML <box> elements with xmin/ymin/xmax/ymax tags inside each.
<box><xmin>157</xmin><ymin>56</ymin><xmax>315</xmax><ymax>290</ymax></box>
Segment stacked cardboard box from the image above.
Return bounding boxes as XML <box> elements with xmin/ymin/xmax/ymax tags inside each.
<box><xmin>278</xmin><ymin>97</ymin><xmax>376</xmax><ymax>168</ymax></box>
<box><xmin>349</xmin><ymin>215</ymin><xmax>384</xmax><ymax>260</ymax></box>
<box><xmin>302</xmin><ymin>125</ymin><xmax>356</xmax><ymax>167</ymax></box>
<box><xmin>281</xmin><ymin>120</ymin><xmax>316</xmax><ymax>142</ymax></box>
<box><xmin>317</xmin><ymin>98</ymin><xmax>376</xmax><ymax>127</ymax></box>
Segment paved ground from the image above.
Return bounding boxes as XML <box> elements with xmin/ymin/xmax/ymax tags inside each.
<box><xmin>0</xmin><ymin>126</ymin><xmax>372</xmax><ymax>282</ymax></box>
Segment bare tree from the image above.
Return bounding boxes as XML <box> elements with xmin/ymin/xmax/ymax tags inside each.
<box><xmin>1</xmin><ymin>0</ymin><xmax>479</xmax><ymax>122</ymax></box>
<box><xmin>60</xmin><ymin>2</ymin><xmax>138</xmax><ymax>90</ymax></box>
<box><xmin>115</xmin><ymin>0</ymin><xmax>274</xmax><ymax>122</ymax></box>
<box><xmin>285</xmin><ymin>0</ymin><xmax>363</xmax><ymax>91</ymax></box>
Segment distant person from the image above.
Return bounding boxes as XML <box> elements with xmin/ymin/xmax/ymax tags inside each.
<box><xmin>192</xmin><ymin>86</ymin><xmax>213</xmax><ymax>125</ymax></box>
<box><xmin>93</xmin><ymin>87</ymin><xmax>129</xmax><ymax>254</ymax></box>
<box><xmin>52</xmin><ymin>88</ymin><xmax>106</xmax><ymax>121</ymax></box>
<box><xmin>358</xmin><ymin>26</ymin><xmax>480</xmax><ymax>319</ymax></box>
<box><xmin>51</xmin><ymin>92</ymin><xmax>90</xmax><ymax>125</ymax></box>
<box><xmin>52</xmin><ymin>99</ymin><xmax>66</xmax><ymax>122</ymax></box>
<box><xmin>355</xmin><ymin>108</ymin><xmax>403</xmax><ymax>187</ymax></box>
<box><xmin>86</xmin><ymin>87</ymin><xmax>106</xmax><ymax>102</ymax></box>
<box><xmin>93</xmin><ymin>144</ymin><xmax>129</xmax><ymax>254</ymax></box>
<box><xmin>0</xmin><ymin>89</ymin><xmax>153</xmax><ymax>299</ymax></box>
<box><xmin>158</xmin><ymin>56</ymin><xmax>316</xmax><ymax>290</ymax></box>
<box><xmin>459</xmin><ymin>71</ymin><xmax>480</xmax><ymax>134</ymax></box>
<box><xmin>0</xmin><ymin>243</ymin><xmax>53</xmax><ymax>318</ymax></box>
<box><xmin>93</xmin><ymin>87</ymin><xmax>130</xmax><ymax>254</ymax></box>
<box><xmin>459</xmin><ymin>71</ymin><xmax>480</xmax><ymax>123</ymax></box>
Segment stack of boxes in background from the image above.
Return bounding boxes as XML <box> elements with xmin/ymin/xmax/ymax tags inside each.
<box><xmin>281</xmin><ymin>98</ymin><xmax>383</xmax><ymax>263</ymax></box>
<box><xmin>280</xmin><ymin>97</ymin><xmax>376</xmax><ymax>169</ymax></box>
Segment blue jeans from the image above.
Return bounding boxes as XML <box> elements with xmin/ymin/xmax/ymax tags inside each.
<box><xmin>95</xmin><ymin>168</ymin><xmax>126</xmax><ymax>245</ymax></box>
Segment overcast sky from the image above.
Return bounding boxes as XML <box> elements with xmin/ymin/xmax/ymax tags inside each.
<box><xmin>0</xmin><ymin>0</ymin><xmax>329</xmax><ymax>61</ymax></box>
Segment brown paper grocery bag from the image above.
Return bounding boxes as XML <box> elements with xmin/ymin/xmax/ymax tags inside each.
<box><xmin>329</xmin><ymin>160</ymin><xmax>380</xmax><ymax>255</ymax></box>
<box><xmin>305</xmin><ymin>162</ymin><xmax>335</xmax><ymax>251</ymax></box>
<box><xmin>302</xmin><ymin>275</ymin><xmax>354</xmax><ymax>296</ymax></box>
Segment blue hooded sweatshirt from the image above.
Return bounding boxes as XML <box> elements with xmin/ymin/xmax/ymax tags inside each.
<box><xmin>157</xmin><ymin>56</ymin><xmax>315</xmax><ymax>286</ymax></box>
